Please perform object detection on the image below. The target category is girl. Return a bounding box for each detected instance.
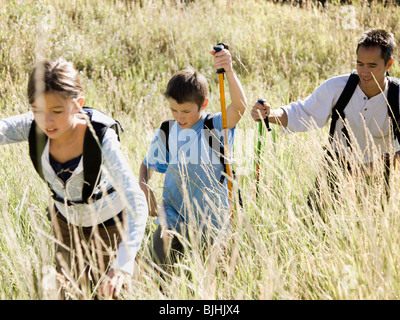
[0,58,148,299]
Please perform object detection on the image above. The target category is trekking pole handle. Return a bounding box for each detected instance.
[258,99,271,132]
[214,43,229,74]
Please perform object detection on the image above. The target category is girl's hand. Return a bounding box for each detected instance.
[99,268,127,299]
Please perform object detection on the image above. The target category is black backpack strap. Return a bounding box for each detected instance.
[387,77,400,142]
[81,107,120,203]
[28,120,48,180]
[203,114,243,207]
[203,113,226,184]
[29,120,79,203]
[82,121,105,202]
[28,108,120,205]
[158,116,226,182]
[329,71,359,147]
[159,119,175,162]
[52,185,116,206]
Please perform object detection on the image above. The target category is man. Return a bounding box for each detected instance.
[251,29,399,208]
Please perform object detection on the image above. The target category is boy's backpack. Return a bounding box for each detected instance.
[28,107,122,204]
[159,113,242,206]
[159,114,226,183]
[329,71,400,148]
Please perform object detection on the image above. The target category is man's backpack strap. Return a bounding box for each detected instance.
[329,71,359,147]
[329,73,400,146]
[387,77,400,142]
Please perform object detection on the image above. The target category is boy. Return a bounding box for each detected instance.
[139,48,247,267]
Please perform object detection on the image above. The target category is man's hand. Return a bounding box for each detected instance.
[251,100,270,121]
[250,100,288,127]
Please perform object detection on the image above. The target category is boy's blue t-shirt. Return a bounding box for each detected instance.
[143,112,235,232]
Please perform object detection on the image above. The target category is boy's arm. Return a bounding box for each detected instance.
[211,48,247,130]
[139,161,158,217]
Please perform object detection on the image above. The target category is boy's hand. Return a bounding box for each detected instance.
[139,163,158,217]
[210,48,233,73]
[251,100,271,122]
[147,187,158,217]
[211,44,247,129]
[139,181,158,217]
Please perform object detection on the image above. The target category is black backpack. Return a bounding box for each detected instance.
[28,107,122,204]
[158,113,243,206]
[329,71,400,148]
[327,71,399,195]
[159,114,226,183]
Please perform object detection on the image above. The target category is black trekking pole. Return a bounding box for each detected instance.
[257,99,271,133]
[255,99,271,200]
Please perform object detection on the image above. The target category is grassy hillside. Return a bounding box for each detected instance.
[1,0,400,299]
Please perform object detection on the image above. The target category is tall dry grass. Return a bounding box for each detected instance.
[1,0,400,299]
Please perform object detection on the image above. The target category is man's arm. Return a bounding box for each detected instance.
[211,48,247,130]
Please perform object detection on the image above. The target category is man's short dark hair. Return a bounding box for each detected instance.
[164,67,208,109]
[356,29,396,65]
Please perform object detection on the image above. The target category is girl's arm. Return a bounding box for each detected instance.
[0,112,33,144]
[101,129,148,276]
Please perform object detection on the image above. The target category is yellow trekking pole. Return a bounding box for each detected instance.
[214,43,234,222]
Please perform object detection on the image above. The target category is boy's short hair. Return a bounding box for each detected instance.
[356,29,396,65]
[164,67,208,109]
